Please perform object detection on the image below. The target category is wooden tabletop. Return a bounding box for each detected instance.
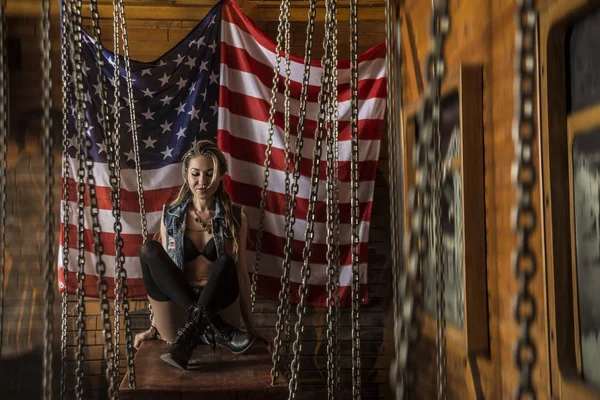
[119,339,289,400]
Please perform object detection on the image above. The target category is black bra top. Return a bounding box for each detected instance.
[184,235,218,263]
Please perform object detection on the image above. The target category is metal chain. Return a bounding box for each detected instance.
[288,3,336,397]
[41,0,54,398]
[270,0,318,385]
[333,108,341,396]
[399,0,450,398]
[59,1,73,397]
[117,0,147,243]
[385,0,408,399]
[430,2,449,398]
[0,0,6,362]
[66,1,89,396]
[115,1,137,388]
[111,0,124,390]
[349,0,362,397]
[250,0,291,313]
[512,1,538,398]
[325,0,340,396]
[331,19,342,397]
[280,2,293,371]
[423,2,450,399]
[331,9,341,386]
[87,1,119,397]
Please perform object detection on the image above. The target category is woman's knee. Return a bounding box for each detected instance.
[140,240,163,261]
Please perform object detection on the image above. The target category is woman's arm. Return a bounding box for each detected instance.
[160,211,167,249]
[237,209,257,333]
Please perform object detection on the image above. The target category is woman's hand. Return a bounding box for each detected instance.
[133,327,157,350]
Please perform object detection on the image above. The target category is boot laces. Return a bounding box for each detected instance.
[208,314,236,340]
[174,305,205,346]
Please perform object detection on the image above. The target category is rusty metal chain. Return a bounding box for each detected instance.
[270,0,318,385]
[110,0,124,389]
[423,2,450,399]
[396,0,450,398]
[59,1,73,398]
[349,0,362,397]
[250,0,291,313]
[512,1,538,399]
[87,1,119,397]
[118,0,147,244]
[324,0,340,397]
[385,0,409,399]
[0,0,6,362]
[115,0,137,388]
[66,1,89,397]
[332,27,342,399]
[428,2,449,398]
[279,2,293,370]
[288,3,336,397]
[332,28,341,390]
[69,1,114,397]
[41,0,54,398]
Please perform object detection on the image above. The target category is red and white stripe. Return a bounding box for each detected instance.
[218,0,385,306]
[57,158,181,298]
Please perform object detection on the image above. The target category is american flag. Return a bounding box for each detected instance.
[58,0,385,307]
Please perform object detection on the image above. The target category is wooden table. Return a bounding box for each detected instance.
[119,340,288,399]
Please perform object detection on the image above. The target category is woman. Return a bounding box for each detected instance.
[134,140,262,370]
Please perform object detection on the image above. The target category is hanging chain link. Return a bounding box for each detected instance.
[332,25,342,398]
[115,0,137,387]
[424,2,449,399]
[60,1,73,397]
[87,1,119,397]
[67,1,89,396]
[288,3,336,398]
[41,0,55,398]
[397,0,450,398]
[349,0,362,397]
[117,0,147,244]
[512,1,538,398]
[280,1,293,370]
[0,0,6,362]
[250,0,291,313]
[325,0,340,397]
[111,0,124,390]
[68,1,114,397]
[270,0,317,385]
[429,2,449,398]
[385,0,409,399]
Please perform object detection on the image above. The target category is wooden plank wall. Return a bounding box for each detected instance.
[1,1,392,399]
[400,0,554,399]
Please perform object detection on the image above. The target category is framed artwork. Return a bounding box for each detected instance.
[568,105,600,390]
[402,64,488,355]
[540,1,600,397]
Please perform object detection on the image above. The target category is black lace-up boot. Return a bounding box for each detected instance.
[160,304,209,370]
[201,313,255,355]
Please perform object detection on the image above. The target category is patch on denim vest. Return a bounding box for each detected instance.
[167,236,176,250]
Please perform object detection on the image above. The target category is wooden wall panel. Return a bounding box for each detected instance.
[401,0,549,399]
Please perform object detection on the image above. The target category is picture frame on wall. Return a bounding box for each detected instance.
[402,64,488,356]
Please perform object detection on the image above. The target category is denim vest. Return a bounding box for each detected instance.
[163,197,228,271]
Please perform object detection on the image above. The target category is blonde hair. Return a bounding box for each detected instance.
[170,140,242,258]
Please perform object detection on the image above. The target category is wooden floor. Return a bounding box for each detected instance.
[119,340,288,400]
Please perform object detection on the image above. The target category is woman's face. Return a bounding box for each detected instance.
[187,155,222,201]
